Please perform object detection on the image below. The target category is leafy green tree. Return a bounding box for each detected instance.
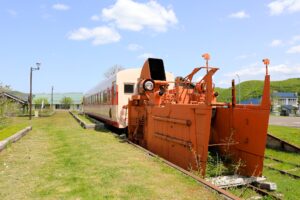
[34,97,49,105]
[60,97,73,109]
[34,97,49,110]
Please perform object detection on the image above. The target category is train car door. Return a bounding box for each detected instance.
[112,81,117,105]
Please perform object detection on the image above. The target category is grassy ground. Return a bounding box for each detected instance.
[0,117,30,140]
[207,124,300,200]
[225,154,300,200]
[77,114,94,124]
[71,111,94,124]
[265,149,300,165]
[263,125,300,200]
[268,125,300,146]
[263,167,300,200]
[0,111,218,200]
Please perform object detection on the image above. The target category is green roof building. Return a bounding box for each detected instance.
[33,92,83,110]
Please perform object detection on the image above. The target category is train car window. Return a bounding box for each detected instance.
[124,83,134,93]
[100,92,103,104]
[148,58,166,81]
[107,89,111,104]
[103,91,107,103]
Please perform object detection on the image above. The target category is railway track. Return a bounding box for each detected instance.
[126,139,241,200]
[126,138,285,200]
[264,154,300,179]
[264,165,300,179]
[247,185,283,200]
[83,118,292,199]
[264,156,300,168]
[267,133,300,153]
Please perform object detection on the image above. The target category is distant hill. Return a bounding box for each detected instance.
[215,78,300,102]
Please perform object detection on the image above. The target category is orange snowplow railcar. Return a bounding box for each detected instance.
[128,55,270,177]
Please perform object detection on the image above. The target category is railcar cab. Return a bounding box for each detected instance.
[137,58,170,105]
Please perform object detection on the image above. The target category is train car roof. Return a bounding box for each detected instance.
[84,68,174,97]
[84,68,140,96]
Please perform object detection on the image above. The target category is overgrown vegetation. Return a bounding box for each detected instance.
[0,112,218,199]
[215,78,300,102]
[204,124,300,199]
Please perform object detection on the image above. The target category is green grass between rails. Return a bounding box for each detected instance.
[262,125,300,200]
[263,167,300,200]
[225,151,300,200]
[265,149,300,165]
[205,124,300,199]
[0,111,218,200]
[71,111,94,124]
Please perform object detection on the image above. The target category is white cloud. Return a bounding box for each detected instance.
[268,0,300,15]
[138,53,154,59]
[225,62,261,77]
[229,10,250,19]
[7,9,17,17]
[268,35,300,47]
[68,26,121,45]
[217,62,300,88]
[52,3,70,11]
[286,45,300,53]
[270,39,283,47]
[128,43,143,51]
[289,35,300,44]
[91,15,100,21]
[224,63,300,82]
[102,0,178,32]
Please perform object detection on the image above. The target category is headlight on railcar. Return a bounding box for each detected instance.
[143,79,155,91]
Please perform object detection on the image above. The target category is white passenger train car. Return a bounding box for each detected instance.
[83,59,174,129]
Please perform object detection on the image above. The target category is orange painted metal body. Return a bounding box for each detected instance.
[128,56,271,177]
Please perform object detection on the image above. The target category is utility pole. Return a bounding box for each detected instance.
[236,74,241,104]
[29,63,41,120]
[51,86,54,110]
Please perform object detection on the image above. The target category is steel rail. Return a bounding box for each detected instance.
[267,133,300,153]
[264,165,300,179]
[247,185,283,200]
[264,156,300,168]
[126,139,241,200]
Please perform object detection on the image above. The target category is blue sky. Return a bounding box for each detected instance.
[1,0,300,93]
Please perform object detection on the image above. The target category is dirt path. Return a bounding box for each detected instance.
[0,112,218,200]
[269,116,300,128]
